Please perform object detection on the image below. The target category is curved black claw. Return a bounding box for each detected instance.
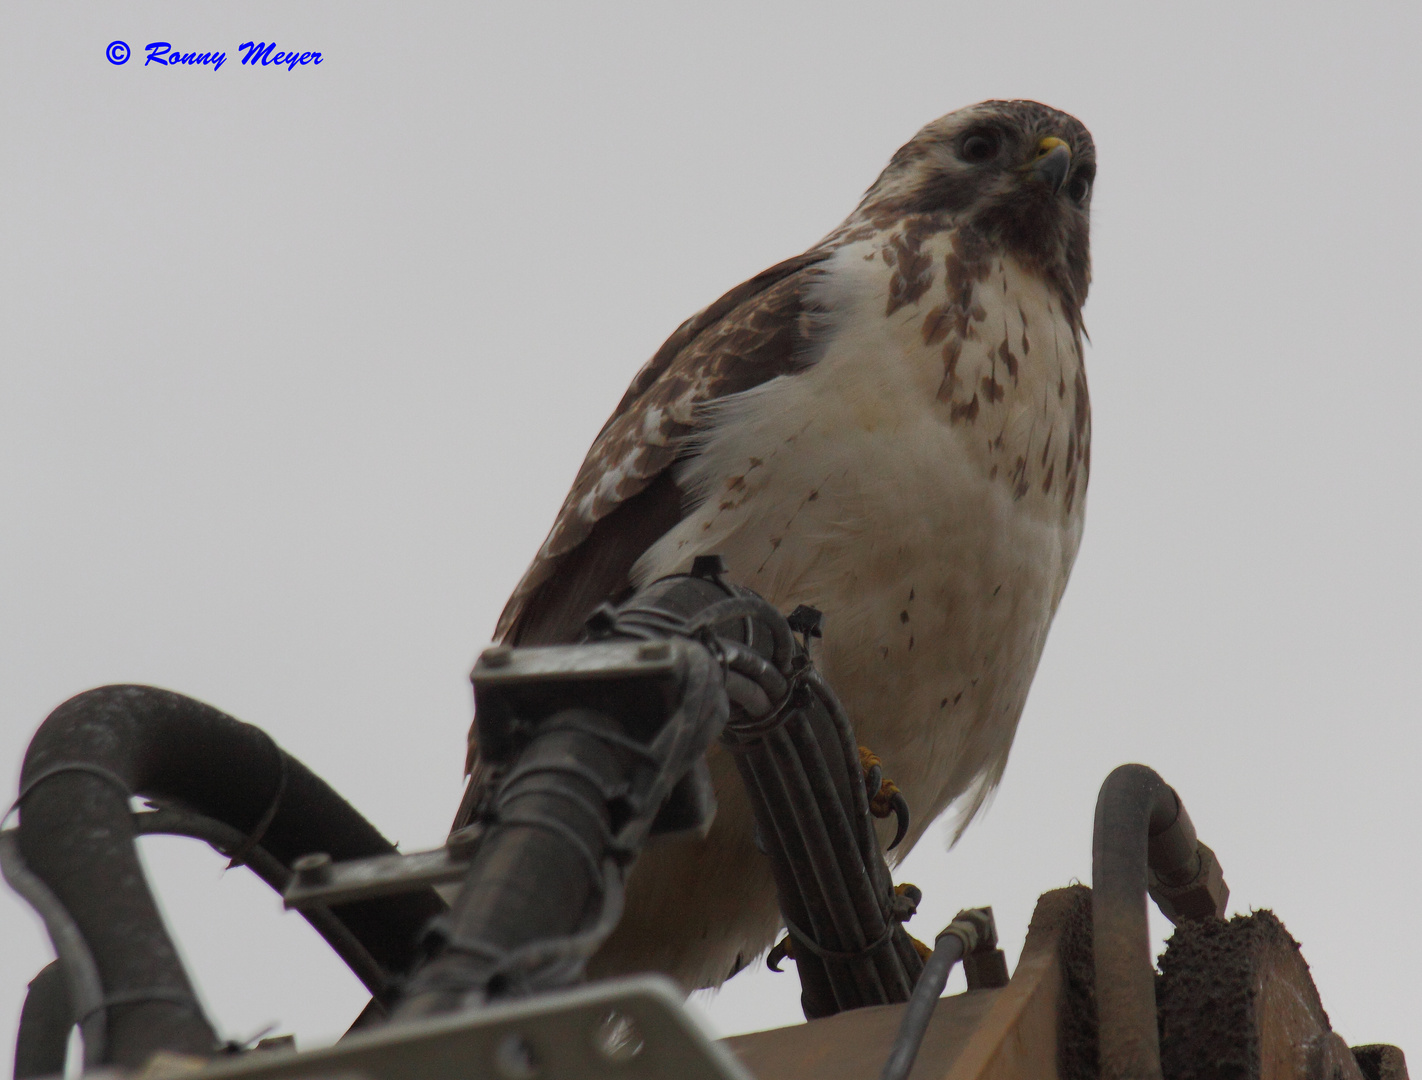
[864,763,883,803]
[766,935,792,973]
[887,791,911,850]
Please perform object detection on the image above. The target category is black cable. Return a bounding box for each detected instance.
[130,806,394,1001]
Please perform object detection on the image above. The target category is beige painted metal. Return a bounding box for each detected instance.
[725,888,1080,1080]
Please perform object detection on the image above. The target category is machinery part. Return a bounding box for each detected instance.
[726,887,1093,1080]
[8,685,446,1068]
[730,880,1410,1080]
[1092,764,1229,1080]
[76,977,750,1080]
[1,830,108,1071]
[878,907,996,1080]
[401,562,923,1023]
[396,575,735,1018]
[13,962,71,1080]
[1352,1045,1411,1080]
[129,805,394,1002]
[282,840,476,910]
[1156,910,1398,1080]
[717,590,924,1018]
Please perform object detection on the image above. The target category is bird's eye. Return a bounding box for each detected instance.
[958,131,999,164]
[1065,173,1091,204]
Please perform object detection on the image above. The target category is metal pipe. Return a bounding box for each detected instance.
[879,933,965,1080]
[1092,764,1227,1080]
[878,908,994,1080]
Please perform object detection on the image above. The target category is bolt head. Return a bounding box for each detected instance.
[636,640,671,662]
[292,852,333,885]
[446,823,484,859]
[481,645,513,669]
[1149,842,1229,924]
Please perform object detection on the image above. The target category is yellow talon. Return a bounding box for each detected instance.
[767,933,796,972]
[870,777,901,818]
[860,746,911,848]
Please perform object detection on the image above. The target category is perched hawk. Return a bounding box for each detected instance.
[457,100,1095,992]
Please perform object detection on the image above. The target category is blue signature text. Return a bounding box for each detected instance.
[144,43,226,70]
[237,41,324,69]
[139,41,324,72]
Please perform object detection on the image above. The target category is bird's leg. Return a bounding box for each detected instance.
[891,882,933,961]
[858,746,911,849]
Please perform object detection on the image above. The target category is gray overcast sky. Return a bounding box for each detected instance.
[2,0,1418,1070]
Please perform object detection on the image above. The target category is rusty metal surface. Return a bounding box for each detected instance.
[1352,1045,1411,1080]
[1156,910,1369,1080]
[1148,841,1229,926]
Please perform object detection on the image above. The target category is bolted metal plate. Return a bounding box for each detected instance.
[169,977,750,1080]
[472,641,683,687]
[472,640,691,762]
[282,845,473,911]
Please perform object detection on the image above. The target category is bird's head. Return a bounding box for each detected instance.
[857,100,1095,315]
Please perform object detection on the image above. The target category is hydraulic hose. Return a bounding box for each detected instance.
[12,685,446,1068]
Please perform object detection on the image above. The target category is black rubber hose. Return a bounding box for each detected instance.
[14,962,70,1080]
[1092,763,1178,1080]
[396,709,634,1017]
[16,685,446,1067]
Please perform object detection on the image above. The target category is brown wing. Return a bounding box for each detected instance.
[454,248,832,826]
[494,247,834,647]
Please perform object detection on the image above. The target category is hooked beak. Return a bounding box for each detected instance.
[1025,136,1072,195]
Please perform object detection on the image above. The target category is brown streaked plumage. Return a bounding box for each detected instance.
[457,100,1095,992]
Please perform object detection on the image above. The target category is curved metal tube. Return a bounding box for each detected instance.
[1093,764,1169,1080]
[878,932,966,1080]
[1093,763,1227,1080]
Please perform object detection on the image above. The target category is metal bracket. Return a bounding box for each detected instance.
[151,976,751,1080]
[282,831,481,911]
[472,639,688,762]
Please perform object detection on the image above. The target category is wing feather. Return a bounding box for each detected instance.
[454,248,832,816]
[492,247,833,646]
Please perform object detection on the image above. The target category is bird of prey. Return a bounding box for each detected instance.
[456,100,1095,993]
